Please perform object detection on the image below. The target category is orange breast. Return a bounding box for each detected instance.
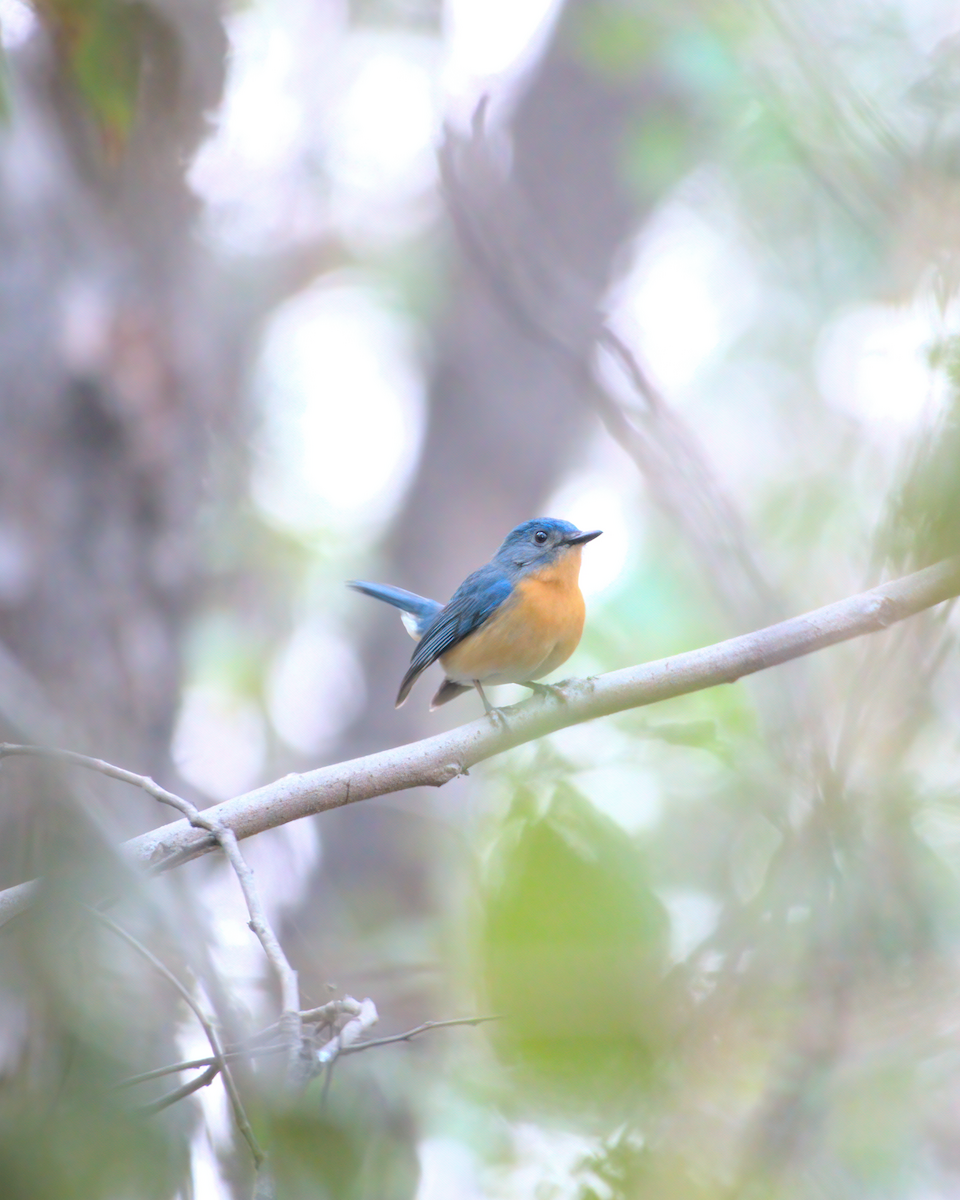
[440,546,586,685]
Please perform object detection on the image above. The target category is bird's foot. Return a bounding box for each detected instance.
[474,681,509,727]
[522,680,569,704]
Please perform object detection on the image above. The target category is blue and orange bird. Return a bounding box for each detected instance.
[348,518,602,715]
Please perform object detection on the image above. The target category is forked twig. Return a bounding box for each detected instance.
[0,742,305,1085]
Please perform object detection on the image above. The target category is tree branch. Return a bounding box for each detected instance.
[0,557,957,930]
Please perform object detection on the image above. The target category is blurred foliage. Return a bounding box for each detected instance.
[481,784,670,1115]
[0,1057,184,1200]
[268,1110,364,1200]
[0,44,8,122]
[884,339,960,564]
[0,885,189,1200]
[36,0,146,150]
[5,0,960,1195]
[268,1101,418,1200]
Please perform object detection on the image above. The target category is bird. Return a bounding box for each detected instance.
[348,518,602,716]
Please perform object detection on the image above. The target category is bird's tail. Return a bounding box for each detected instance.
[347,581,442,641]
[430,679,471,710]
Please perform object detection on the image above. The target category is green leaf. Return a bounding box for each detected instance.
[884,369,960,565]
[269,1110,364,1200]
[0,43,9,125]
[270,1088,419,1200]
[0,1042,183,1200]
[40,0,145,151]
[480,784,672,1116]
[571,6,661,79]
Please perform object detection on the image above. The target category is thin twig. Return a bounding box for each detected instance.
[113,999,367,1091]
[319,1058,335,1110]
[315,997,379,1066]
[113,1043,289,1091]
[116,1013,498,1093]
[88,907,265,1170]
[204,823,303,1085]
[313,997,379,1101]
[251,999,361,1049]
[341,1014,500,1055]
[113,997,397,1097]
[0,744,187,807]
[0,742,304,1083]
[142,1064,220,1114]
[301,1000,360,1025]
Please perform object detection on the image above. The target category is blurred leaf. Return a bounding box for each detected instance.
[37,0,145,151]
[645,719,719,750]
[480,784,671,1116]
[183,609,269,699]
[731,813,783,904]
[838,787,960,966]
[270,1109,364,1200]
[884,356,960,565]
[0,43,9,124]
[590,556,727,665]
[828,1061,915,1188]
[572,1130,714,1200]
[622,109,698,199]
[0,1043,184,1200]
[661,28,741,98]
[571,5,661,78]
[271,1081,419,1200]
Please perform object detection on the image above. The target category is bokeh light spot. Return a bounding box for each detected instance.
[252,281,426,534]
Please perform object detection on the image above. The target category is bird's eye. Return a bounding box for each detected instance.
[534,529,549,545]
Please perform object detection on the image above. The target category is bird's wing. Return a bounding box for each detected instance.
[395,568,514,706]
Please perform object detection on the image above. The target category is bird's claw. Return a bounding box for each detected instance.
[522,680,569,704]
[474,681,509,726]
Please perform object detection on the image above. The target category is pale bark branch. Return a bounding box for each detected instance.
[0,557,957,933]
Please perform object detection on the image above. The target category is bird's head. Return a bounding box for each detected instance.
[495,518,602,573]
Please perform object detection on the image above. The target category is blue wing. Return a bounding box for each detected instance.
[395,567,514,706]
[348,581,443,640]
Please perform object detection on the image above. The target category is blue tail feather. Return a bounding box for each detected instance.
[347,581,442,641]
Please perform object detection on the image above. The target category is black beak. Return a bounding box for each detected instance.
[566,529,602,545]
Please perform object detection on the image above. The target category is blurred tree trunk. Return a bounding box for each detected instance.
[0,4,230,880]
[293,0,694,1051]
[0,8,244,1196]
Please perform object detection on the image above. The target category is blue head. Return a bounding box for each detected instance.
[492,518,602,575]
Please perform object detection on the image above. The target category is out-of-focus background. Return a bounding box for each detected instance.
[2,0,960,1195]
